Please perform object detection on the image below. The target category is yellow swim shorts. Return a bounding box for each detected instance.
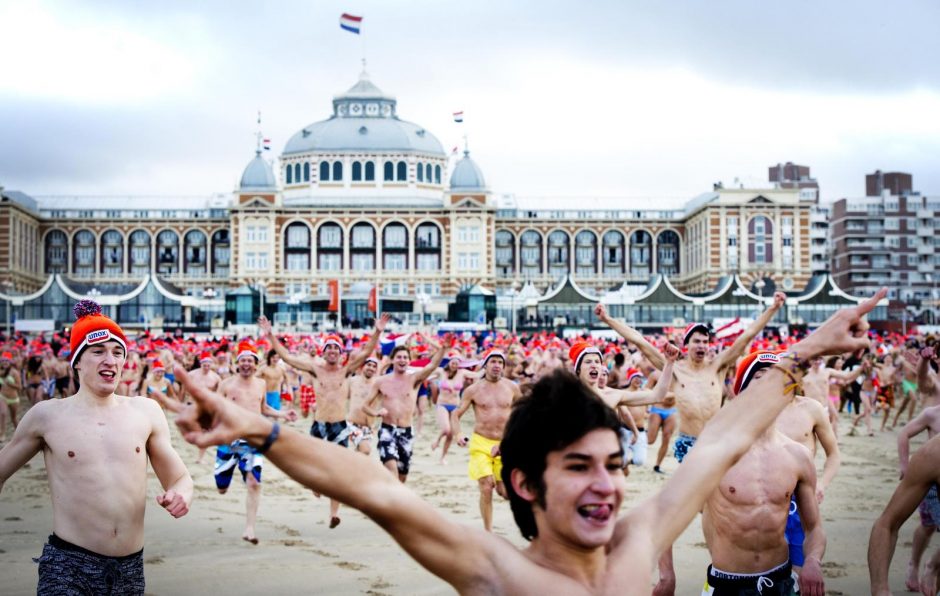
[468,432,502,481]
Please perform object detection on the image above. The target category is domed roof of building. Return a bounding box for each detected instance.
[239,152,276,190]
[449,150,486,190]
[283,71,445,156]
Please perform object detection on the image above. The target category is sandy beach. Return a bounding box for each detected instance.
[0,407,929,595]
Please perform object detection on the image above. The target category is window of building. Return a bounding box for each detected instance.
[320,161,330,181]
[293,163,301,184]
[285,165,293,184]
[351,224,375,248]
[286,224,310,248]
[318,253,341,270]
[885,218,900,230]
[332,161,343,181]
[434,165,441,184]
[365,161,375,181]
[425,163,432,183]
[318,224,342,248]
[417,162,424,182]
[396,161,406,181]
[384,161,394,181]
[416,254,439,270]
[457,224,481,243]
[303,162,310,182]
[384,253,406,270]
[286,253,307,271]
[351,253,374,270]
[352,161,362,181]
[383,224,407,248]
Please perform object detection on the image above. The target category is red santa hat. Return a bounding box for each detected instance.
[236,341,260,362]
[568,341,602,373]
[733,351,781,395]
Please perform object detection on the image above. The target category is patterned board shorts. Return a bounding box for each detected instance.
[36,534,144,596]
[348,423,373,449]
[310,419,351,448]
[214,440,262,489]
[299,385,316,416]
[674,432,698,463]
[377,423,414,476]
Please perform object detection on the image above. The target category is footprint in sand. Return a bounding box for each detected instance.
[281,539,308,547]
[145,555,165,565]
[370,579,394,590]
[692,542,708,549]
[5,516,22,521]
[335,561,366,571]
[306,548,338,559]
[820,561,847,578]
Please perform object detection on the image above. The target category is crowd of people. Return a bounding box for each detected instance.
[2,289,940,594]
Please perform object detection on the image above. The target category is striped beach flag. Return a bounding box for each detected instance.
[340,13,362,34]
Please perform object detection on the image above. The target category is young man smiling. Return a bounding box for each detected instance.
[176,289,884,594]
[0,300,193,595]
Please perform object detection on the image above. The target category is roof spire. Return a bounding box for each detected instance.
[254,111,263,156]
[463,133,469,157]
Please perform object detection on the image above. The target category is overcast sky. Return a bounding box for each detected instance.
[2,0,938,207]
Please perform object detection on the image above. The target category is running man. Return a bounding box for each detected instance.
[0,300,193,595]
[214,341,297,544]
[175,288,884,595]
[257,349,288,412]
[596,292,785,594]
[347,356,380,456]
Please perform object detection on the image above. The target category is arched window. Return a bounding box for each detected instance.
[520,230,542,278]
[285,164,293,184]
[417,161,424,182]
[602,230,625,276]
[44,230,68,274]
[352,161,362,181]
[303,162,310,182]
[629,231,651,276]
[156,230,179,275]
[317,223,343,271]
[73,230,95,277]
[548,231,570,279]
[293,163,301,183]
[129,230,151,275]
[656,230,680,276]
[284,223,311,271]
[350,223,376,271]
[384,161,394,181]
[415,223,441,271]
[748,216,773,265]
[382,223,408,271]
[434,165,441,184]
[184,230,207,274]
[425,163,432,183]
[100,229,124,276]
[495,230,515,278]
[211,230,230,276]
[365,161,375,181]
[319,161,330,181]
[574,230,597,276]
[397,161,407,181]
[332,161,343,181]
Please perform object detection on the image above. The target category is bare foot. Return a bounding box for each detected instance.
[329,516,341,529]
[906,560,920,592]
[438,457,447,466]
[651,575,675,596]
[242,535,259,545]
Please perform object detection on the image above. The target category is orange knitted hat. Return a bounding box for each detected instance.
[70,300,127,368]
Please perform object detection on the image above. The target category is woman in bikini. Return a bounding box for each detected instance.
[850,357,877,437]
[25,355,46,406]
[431,354,474,464]
[142,360,181,412]
[119,350,142,397]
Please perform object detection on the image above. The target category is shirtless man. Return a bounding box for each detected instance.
[801,355,862,438]
[870,434,940,595]
[259,313,387,528]
[365,339,446,483]
[896,396,940,591]
[775,374,840,578]
[214,341,297,544]
[0,300,192,595]
[596,292,785,594]
[701,351,825,595]
[257,350,288,412]
[175,289,883,595]
[347,356,380,456]
[185,353,221,464]
[453,350,522,531]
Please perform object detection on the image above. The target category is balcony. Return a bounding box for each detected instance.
[918,227,933,236]
[809,228,827,239]
[918,244,935,255]
[917,209,933,219]
[918,263,936,274]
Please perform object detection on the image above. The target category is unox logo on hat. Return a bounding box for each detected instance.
[86,330,112,345]
[756,353,778,363]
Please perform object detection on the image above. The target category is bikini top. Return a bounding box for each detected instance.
[147,385,168,394]
[0,375,12,386]
[439,376,460,393]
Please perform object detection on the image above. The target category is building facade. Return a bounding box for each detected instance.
[0,71,833,329]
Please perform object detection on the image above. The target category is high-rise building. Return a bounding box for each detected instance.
[866,170,913,197]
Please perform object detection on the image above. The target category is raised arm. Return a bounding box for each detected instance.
[345,313,390,373]
[828,364,863,383]
[0,402,47,493]
[413,335,448,386]
[613,344,678,407]
[869,435,940,595]
[595,303,666,369]
[175,365,496,592]
[258,316,317,375]
[715,291,785,371]
[622,288,886,566]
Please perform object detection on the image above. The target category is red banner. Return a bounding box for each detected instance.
[367,286,377,313]
[327,280,340,312]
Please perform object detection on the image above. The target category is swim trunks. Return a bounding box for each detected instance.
[55,376,70,393]
[902,379,917,397]
[702,560,795,596]
[265,390,281,410]
[299,385,316,416]
[348,422,373,449]
[650,406,677,421]
[310,420,351,447]
[918,484,940,528]
[378,423,415,475]
[36,534,145,596]
[674,432,698,463]
[784,495,805,566]
[214,440,262,489]
[468,432,502,481]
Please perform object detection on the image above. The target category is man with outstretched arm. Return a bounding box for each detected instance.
[0,300,192,595]
[175,290,882,595]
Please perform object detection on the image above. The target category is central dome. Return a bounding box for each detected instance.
[283,71,445,156]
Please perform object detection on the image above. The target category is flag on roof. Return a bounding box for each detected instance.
[452,111,464,123]
[451,146,458,155]
[340,13,362,34]
[263,138,271,151]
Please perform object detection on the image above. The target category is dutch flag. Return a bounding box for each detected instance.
[452,111,464,123]
[263,138,271,151]
[380,333,411,356]
[340,13,362,34]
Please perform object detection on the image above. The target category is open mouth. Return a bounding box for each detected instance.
[577,503,613,522]
[99,370,117,381]
[588,370,599,380]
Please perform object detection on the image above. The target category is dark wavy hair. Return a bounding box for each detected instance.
[500,370,622,541]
